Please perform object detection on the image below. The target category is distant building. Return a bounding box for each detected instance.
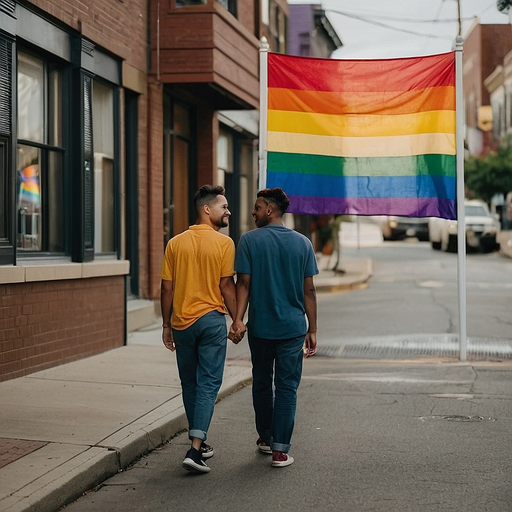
[288,3,342,58]
[463,20,512,155]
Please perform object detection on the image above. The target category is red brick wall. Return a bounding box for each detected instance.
[145,77,164,300]
[236,0,256,35]
[27,0,149,70]
[0,277,125,382]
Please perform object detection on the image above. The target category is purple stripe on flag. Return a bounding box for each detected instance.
[287,195,456,220]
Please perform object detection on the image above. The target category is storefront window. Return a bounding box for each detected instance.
[92,81,115,254]
[18,53,44,144]
[17,145,41,250]
[17,51,63,253]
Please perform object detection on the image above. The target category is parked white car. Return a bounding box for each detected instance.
[429,200,500,252]
[371,215,430,241]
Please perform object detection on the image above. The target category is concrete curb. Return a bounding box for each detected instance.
[2,367,253,512]
[3,448,118,512]
[315,258,373,293]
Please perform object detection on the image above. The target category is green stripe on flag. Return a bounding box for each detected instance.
[266,152,456,178]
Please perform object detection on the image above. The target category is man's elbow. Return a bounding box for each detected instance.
[305,285,316,297]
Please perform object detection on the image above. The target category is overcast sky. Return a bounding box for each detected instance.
[289,0,510,59]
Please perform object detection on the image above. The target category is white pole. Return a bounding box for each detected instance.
[258,37,270,191]
[455,36,467,361]
[356,216,360,250]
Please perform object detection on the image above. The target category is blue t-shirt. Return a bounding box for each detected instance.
[235,224,319,339]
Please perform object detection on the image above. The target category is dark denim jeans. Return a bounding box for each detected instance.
[173,310,227,441]
[248,333,305,453]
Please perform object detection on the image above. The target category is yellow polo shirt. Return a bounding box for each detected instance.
[160,224,235,330]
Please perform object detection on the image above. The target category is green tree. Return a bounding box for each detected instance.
[497,0,512,13]
[465,145,512,203]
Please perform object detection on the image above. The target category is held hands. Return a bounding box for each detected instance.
[228,319,247,344]
[162,326,175,351]
[303,331,317,358]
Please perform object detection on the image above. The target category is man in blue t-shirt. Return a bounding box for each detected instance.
[230,187,318,468]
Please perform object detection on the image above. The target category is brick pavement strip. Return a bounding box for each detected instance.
[0,438,48,469]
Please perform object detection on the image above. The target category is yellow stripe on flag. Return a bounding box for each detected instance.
[268,109,456,138]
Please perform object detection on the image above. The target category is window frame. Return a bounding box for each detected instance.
[92,77,120,257]
[15,48,66,257]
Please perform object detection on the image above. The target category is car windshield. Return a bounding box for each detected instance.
[465,205,488,217]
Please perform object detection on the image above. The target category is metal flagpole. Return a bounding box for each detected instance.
[455,35,467,361]
[258,37,270,191]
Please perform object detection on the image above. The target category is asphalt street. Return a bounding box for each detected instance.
[62,357,512,512]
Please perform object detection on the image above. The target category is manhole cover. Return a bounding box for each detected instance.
[442,415,484,422]
[420,415,497,423]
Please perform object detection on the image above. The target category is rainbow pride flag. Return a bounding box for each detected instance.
[19,165,40,204]
[265,52,456,219]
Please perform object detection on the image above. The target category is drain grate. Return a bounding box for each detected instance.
[341,343,458,359]
[316,335,512,361]
[316,345,342,358]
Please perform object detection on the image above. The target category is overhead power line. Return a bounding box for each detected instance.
[324,7,474,40]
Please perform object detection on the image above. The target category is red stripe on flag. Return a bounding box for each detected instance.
[268,52,455,93]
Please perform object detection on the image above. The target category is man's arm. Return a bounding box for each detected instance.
[221,275,244,344]
[229,273,250,340]
[303,276,317,357]
[161,279,175,351]
[219,275,236,320]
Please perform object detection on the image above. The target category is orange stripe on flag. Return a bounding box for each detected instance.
[268,87,455,116]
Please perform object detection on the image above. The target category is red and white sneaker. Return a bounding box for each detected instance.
[271,450,294,467]
[256,438,272,454]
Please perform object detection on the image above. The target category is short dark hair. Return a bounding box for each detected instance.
[194,185,225,214]
[257,187,290,214]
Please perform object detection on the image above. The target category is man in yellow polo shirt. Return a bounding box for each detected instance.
[160,185,238,474]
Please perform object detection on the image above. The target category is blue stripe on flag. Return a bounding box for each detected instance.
[266,172,456,200]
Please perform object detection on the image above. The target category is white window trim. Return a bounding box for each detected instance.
[0,259,129,283]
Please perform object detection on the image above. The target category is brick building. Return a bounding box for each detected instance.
[0,0,289,381]
[463,21,512,155]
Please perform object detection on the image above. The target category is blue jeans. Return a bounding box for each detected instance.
[248,333,305,453]
[173,311,227,441]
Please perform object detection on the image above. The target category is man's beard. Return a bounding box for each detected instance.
[255,216,268,228]
[213,216,229,229]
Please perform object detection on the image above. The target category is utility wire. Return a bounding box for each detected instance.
[325,8,467,40]
[324,7,473,24]
[423,0,448,54]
